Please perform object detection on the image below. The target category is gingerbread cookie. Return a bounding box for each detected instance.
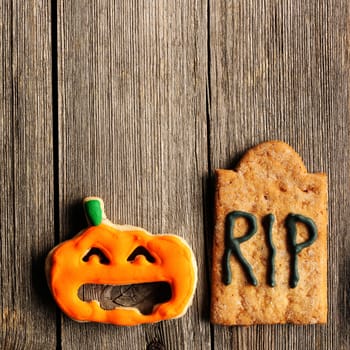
[46,197,197,326]
[211,141,327,325]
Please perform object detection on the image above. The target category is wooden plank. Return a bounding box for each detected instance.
[210,0,349,349]
[0,0,56,348]
[57,1,209,349]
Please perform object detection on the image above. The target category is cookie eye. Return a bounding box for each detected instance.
[83,247,110,264]
[127,246,156,263]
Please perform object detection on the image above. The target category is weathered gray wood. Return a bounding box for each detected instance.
[57,1,209,349]
[0,0,56,349]
[1,0,348,348]
[209,0,349,349]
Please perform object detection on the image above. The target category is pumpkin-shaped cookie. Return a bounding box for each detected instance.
[46,197,197,326]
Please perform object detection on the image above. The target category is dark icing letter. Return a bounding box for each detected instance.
[285,213,318,288]
[223,211,258,286]
[264,214,276,287]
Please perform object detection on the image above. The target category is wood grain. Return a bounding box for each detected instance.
[1,0,348,348]
[57,1,209,349]
[209,0,349,349]
[0,0,56,348]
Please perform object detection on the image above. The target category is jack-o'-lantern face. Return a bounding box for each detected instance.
[46,198,197,326]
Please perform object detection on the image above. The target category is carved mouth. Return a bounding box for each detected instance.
[78,282,172,315]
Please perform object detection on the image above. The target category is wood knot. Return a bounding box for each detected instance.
[147,339,165,350]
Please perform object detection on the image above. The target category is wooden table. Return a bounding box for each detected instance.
[1,1,349,349]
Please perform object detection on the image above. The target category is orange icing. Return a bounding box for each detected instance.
[48,223,196,326]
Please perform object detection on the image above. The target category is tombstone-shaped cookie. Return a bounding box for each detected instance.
[46,197,197,326]
[211,141,327,325]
